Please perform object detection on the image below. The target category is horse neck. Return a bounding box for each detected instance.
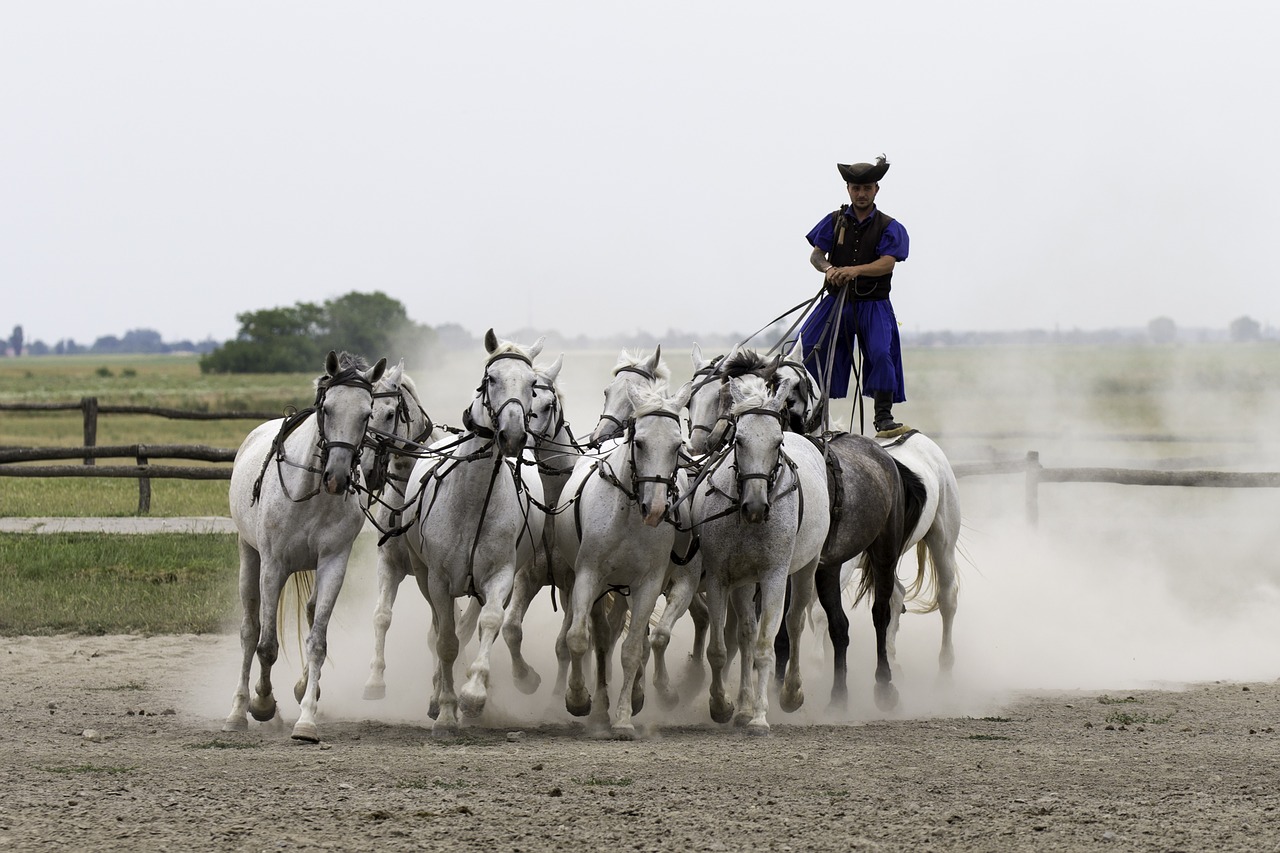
[535,419,580,474]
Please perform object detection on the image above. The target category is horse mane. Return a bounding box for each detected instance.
[631,380,675,418]
[729,375,771,416]
[723,348,771,378]
[314,351,370,395]
[488,339,536,362]
[612,349,671,382]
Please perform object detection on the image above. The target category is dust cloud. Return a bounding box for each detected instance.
[193,343,1280,733]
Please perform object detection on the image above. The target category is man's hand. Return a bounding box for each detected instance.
[825,266,850,291]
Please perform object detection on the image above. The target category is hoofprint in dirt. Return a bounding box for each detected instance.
[1,634,1279,852]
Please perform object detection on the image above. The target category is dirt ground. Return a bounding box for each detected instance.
[1,632,1278,853]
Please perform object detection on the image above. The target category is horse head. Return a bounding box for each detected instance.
[775,337,821,435]
[591,346,667,446]
[467,329,543,457]
[727,373,795,524]
[362,358,431,495]
[317,350,387,496]
[529,353,565,444]
[624,380,692,527]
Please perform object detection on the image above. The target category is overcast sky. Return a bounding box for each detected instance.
[3,1,1278,347]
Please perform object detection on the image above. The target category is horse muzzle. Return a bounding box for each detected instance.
[639,482,669,528]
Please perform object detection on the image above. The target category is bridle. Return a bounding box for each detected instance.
[362,385,434,496]
[462,350,535,442]
[594,363,657,444]
[776,357,823,436]
[252,366,376,505]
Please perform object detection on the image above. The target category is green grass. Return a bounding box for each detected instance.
[0,533,239,635]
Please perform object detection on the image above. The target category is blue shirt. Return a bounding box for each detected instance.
[805,206,909,261]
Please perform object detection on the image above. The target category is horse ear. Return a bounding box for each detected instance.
[381,358,404,388]
[644,346,662,376]
[760,354,782,384]
[786,336,804,362]
[541,353,564,383]
[771,376,797,409]
[484,329,499,354]
[691,343,707,370]
[326,350,339,376]
[728,376,747,406]
[528,336,545,360]
[368,357,388,385]
[672,380,694,411]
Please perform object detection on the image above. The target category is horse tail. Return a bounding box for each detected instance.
[850,560,874,610]
[904,542,941,614]
[276,570,316,663]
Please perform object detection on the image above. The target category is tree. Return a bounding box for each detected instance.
[1147,316,1177,344]
[1229,315,1261,343]
[199,292,435,373]
[9,325,23,356]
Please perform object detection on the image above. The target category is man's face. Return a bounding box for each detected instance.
[846,181,879,211]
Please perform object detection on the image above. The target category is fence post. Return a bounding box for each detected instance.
[136,444,151,514]
[81,397,98,466]
[1024,450,1041,527]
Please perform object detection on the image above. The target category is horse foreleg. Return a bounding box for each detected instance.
[588,598,618,729]
[772,577,794,686]
[427,588,461,737]
[459,570,514,719]
[779,564,817,715]
[564,577,596,717]
[293,577,319,706]
[247,564,289,725]
[292,552,351,743]
[363,547,408,701]
[552,585,573,696]
[747,572,790,735]
[613,585,663,738]
[704,582,733,725]
[730,584,758,728]
[652,570,699,709]
[223,541,261,732]
[502,563,544,695]
[815,562,850,710]
[679,588,709,696]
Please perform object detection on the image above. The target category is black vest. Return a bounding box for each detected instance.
[829,207,895,301]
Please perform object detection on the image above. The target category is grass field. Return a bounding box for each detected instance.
[3,343,1280,517]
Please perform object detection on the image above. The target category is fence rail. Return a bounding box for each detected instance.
[4,398,1280,520]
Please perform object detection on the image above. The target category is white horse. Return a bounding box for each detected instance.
[501,354,582,696]
[401,330,545,736]
[555,379,696,737]
[358,359,469,702]
[589,347,710,706]
[224,350,387,743]
[691,374,830,733]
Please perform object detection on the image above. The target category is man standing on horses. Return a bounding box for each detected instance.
[799,154,910,437]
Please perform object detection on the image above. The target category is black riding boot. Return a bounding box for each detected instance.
[873,391,902,434]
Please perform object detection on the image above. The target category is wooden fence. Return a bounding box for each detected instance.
[3,399,1280,518]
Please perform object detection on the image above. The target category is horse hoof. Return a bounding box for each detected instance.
[513,668,542,696]
[363,683,387,701]
[431,721,458,739]
[732,711,753,728]
[248,697,277,723]
[779,687,805,714]
[745,720,771,737]
[565,689,592,718]
[874,681,900,712]
[428,700,440,721]
[290,720,320,743]
[222,716,247,733]
[611,723,637,741]
[459,687,487,719]
[710,698,734,725]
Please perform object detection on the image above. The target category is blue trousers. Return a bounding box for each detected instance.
[799,296,905,401]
